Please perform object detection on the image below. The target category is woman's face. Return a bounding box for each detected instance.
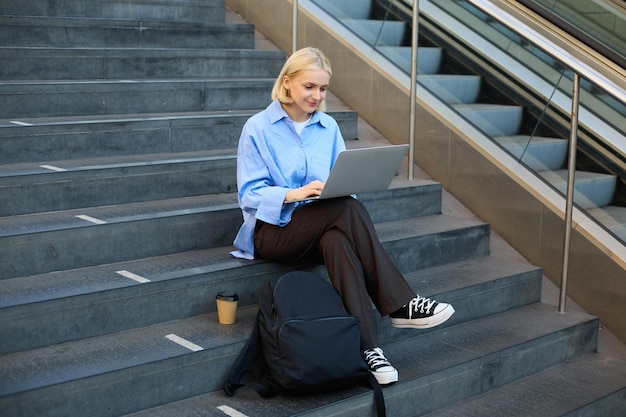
[282,69,330,122]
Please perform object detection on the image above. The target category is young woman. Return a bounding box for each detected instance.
[231,47,454,385]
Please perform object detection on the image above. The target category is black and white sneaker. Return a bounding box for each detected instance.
[390,295,455,329]
[363,347,398,385]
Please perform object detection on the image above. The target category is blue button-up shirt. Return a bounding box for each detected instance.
[231,100,346,259]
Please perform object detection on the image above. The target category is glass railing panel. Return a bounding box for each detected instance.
[531,0,626,59]
[572,75,625,246]
[418,0,625,244]
[447,0,625,132]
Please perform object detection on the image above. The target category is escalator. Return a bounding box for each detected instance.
[313,0,625,243]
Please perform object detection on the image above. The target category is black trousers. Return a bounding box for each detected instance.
[254,196,416,350]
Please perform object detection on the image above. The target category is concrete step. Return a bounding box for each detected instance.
[0,16,254,49]
[379,256,543,343]
[0,193,240,280]
[341,19,408,46]
[419,74,482,104]
[0,182,456,280]
[0,204,487,284]
[98,304,598,417]
[0,48,286,81]
[0,124,368,214]
[494,135,568,171]
[377,46,444,74]
[0,150,239,216]
[540,169,618,209]
[0,0,226,23]
[453,103,523,137]
[0,141,411,215]
[422,353,626,417]
[0,78,275,119]
[0,109,359,164]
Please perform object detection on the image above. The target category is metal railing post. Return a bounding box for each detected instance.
[559,72,581,313]
[292,0,298,53]
[408,0,420,181]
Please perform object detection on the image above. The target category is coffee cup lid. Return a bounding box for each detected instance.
[216,291,238,302]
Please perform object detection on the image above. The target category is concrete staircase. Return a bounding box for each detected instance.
[0,0,625,416]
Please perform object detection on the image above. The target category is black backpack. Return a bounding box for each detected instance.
[224,271,386,415]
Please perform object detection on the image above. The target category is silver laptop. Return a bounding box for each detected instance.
[286,144,409,203]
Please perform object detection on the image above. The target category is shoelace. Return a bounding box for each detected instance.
[408,295,437,317]
[364,348,391,369]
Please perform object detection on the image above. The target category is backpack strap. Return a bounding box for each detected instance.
[366,373,387,417]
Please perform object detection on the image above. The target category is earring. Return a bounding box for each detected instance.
[286,88,290,98]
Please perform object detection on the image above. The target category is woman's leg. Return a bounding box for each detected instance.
[316,197,416,316]
[317,228,379,349]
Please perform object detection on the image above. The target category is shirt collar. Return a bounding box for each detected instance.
[267,99,327,128]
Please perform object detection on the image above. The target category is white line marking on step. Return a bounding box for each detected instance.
[76,214,107,225]
[10,120,33,126]
[217,405,250,417]
[40,165,67,172]
[116,270,150,283]
[165,334,204,352]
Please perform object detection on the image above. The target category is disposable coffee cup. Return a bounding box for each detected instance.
[216,291,239,324]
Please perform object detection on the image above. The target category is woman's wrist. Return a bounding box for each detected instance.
[285,188,296,202]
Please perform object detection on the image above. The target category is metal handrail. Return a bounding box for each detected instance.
[408,0,420,181]
[560,72,581,313]
[292,0,298,53]
[516,0,625,69]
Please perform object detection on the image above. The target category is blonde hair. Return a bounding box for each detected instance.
[271,47,332,112]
